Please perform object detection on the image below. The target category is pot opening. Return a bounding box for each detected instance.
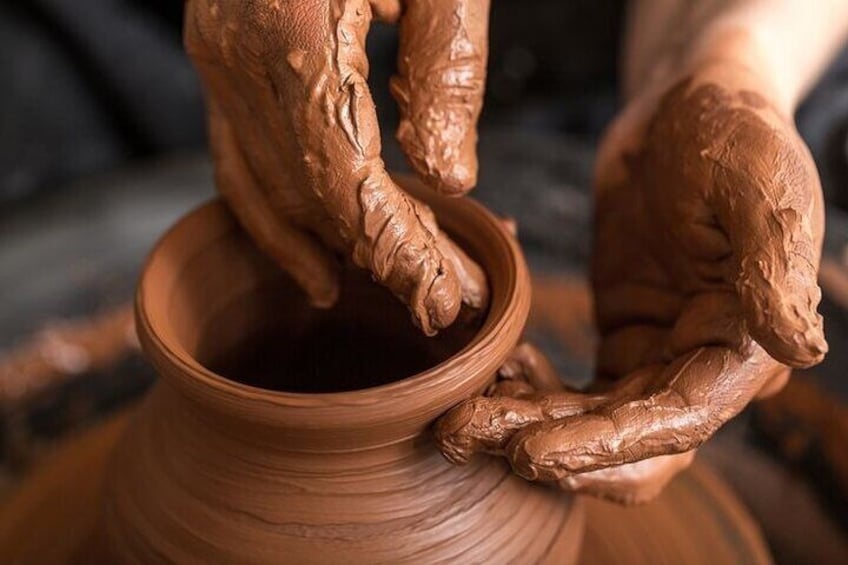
[142,196,525,424]
[194,266,484,394]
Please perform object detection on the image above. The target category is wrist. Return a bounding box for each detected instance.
[682,24,799,116]
[632,23,800,119]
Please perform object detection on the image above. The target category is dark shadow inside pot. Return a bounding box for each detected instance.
[142,189,523,413]
[195,266,483,393]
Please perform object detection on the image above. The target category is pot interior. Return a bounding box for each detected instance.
[194,264,483,393]
[140,183,528,436]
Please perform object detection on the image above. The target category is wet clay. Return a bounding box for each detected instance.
[434,71,827,504]
[95,187,585,563]
[435,343,696,505]
[184,1,489,335]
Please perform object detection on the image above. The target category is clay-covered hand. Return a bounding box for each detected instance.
[184,0,489,335]
[435,343,696,505]
[435,61,827,504]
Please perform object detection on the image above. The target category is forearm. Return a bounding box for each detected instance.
[624,0,848,113]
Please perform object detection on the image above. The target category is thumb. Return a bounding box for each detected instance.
[391,0,489,195]
[711,123,827,367]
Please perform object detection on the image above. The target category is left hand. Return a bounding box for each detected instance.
[434,59,828,504]
[184,0,490,335]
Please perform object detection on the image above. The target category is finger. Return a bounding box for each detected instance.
[506,345,784,480]
[489,342,565,397]
[558,451,695,505]
[434,396,547,465]
[500,216,517,237]
[435,348,650,465]
[587,365,659,398]
[497,342,565,392]
[434,219,489,310]
[487,379,536,398]
[393,174,489,310]
[391,0,490,195]
[207,102,340,307]
[353,174,463,335]
[369,0,401,22]
[270,1,464,335]
[438,341,596,466]
[710,122,827,367]
[755,366,790,399]
[434,389,608,465]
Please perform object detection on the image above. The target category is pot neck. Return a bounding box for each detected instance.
[153,373,457,470]
[140,307,519,453]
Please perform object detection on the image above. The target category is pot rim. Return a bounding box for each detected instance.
[135,176,531,441]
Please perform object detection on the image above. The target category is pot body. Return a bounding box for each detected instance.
[103,383,583,563]
[99,178,584,563]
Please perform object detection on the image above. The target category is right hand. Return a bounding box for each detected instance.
[184,0,489,335]
[434,60,828,505]
[435,342,696,505]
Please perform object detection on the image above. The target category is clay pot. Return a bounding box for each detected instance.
[98,179,584,563]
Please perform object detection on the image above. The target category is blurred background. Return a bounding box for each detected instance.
[0,1,846,562]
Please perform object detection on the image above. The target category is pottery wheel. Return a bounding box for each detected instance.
[0,407,771,564]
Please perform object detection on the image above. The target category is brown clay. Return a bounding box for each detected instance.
[183,0,489,335]
[0,409,772,564]
[435,343,696,506]
[0,306,136,404]
[434,63,828,503]
[93,180,584,563]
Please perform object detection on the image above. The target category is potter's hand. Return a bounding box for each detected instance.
[184,0,489,335]
[435,343,696,504]
[435,61,828,504]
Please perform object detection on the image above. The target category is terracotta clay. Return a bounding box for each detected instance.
[183,0,489,335]
[93,179,585,563]
[0,411,772,564]
[435,63,828,503]
[0,306,136,403]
